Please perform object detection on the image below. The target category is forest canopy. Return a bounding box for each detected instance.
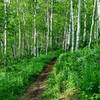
[0,0,100,100]
[0,0,100,65]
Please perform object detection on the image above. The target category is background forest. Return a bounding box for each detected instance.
[0,0,99,65]
[0,0,100,100]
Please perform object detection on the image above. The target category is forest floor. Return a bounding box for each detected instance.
[19,59,56,100]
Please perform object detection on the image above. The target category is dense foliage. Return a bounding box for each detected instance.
[0,52,58,100]
[0,0,100,100]
[0,0,100,65]
[43,46,100,100]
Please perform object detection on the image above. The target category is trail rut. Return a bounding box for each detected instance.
[19,60,56,100]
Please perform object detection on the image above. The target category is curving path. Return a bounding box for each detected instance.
[19,60,56,100]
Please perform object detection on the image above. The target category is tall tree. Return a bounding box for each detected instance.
[33,0,37,56]
[16,0,21,57]
[63,16,67,51]
[89,0,97,47]
[68,6,71,50]
[50,0,53,49]
[4,0,7,56]
[0,0,100,65]
[46,0,49,55]
[83,0,87,42]
[4,0,10,64]
[71,0,74,51]
[97,0,100,41]
[63,1,68,51]
[76,0,81,50]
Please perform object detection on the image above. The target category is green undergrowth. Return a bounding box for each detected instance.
[0,51,59,100]
[43,46,100,100]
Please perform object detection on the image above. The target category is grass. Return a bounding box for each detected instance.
[0,51,59,100]
[43,46,100,100]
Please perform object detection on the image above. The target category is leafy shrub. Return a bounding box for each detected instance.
[43,47,100,100]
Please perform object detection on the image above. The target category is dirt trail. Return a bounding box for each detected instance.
[19,60,56,100]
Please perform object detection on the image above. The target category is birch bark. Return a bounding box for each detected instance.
[83,0,87,42]
[89,0,97,47]
[71,0,74,51]
[33,1,37,56]
[46,0,49,55]
[16,0,21,57]
[50,0,53,49]
[4,2,7,56]
[68,11,71,50]
[76,0,81,50]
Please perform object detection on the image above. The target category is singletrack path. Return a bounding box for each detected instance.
[19,60,56,100]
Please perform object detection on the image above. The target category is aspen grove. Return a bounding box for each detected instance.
[0,0,100,100]
[0,0,99,65]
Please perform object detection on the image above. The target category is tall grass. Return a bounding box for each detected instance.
[43,47,100,100]
[0,52,57,100]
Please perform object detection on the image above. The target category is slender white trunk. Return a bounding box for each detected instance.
[67,4,72,50]
[97,0,100,41]
[71,0,74,51]
[50,0,53,49]
[63,22,67,51]
[4,2,7,56]
[46,0,49,55]
[36,32,39,57]
[83,0,87,42]
[63,9,68,51]
[97,0,100,23]
[68,16,71,50]
[14,32,16,58]
[89,0,97,47]
[22,11,25,56]
[94,21,97,39]
[76,0,81,50]
[16,0,21,56]
[96,22,99,42]
[33,7,37,56]
[18,20,21,54]
[31,3,34,55]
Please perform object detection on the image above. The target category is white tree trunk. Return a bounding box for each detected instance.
[83,0,87,42]
[63,8,69,51]
[33,6,37,56]
[71,0,74,52]
[94,20,98,40]
[36,32,39,57]
[18,20,21,54]
[46,0,49,55]
[22,11,25,56]
[50,0,53,49]
[63,21,67,51]
[97,0,100,41]
[97,0,100,23]
[89,0,97,47]
[4,2,7,56]
[96,22,99,42]
[16,0,21,57]
[76,0,81,50]
[68,14,71,50]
